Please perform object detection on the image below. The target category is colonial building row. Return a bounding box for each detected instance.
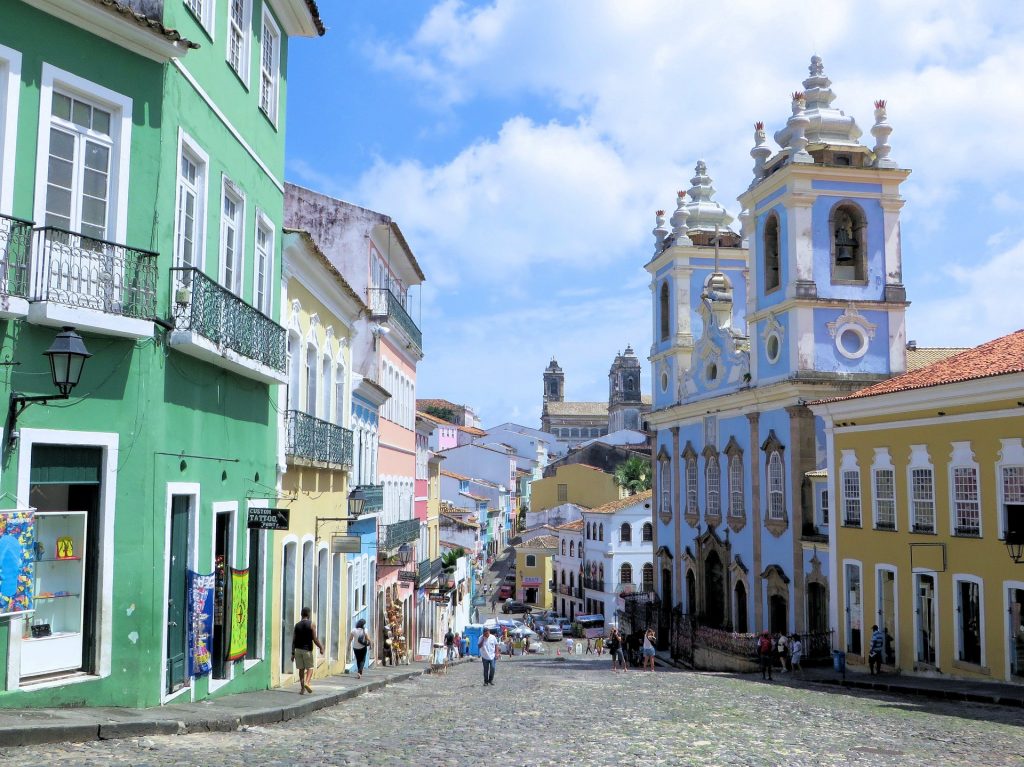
[0,0,468,709]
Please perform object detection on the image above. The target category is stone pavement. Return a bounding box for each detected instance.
[3,653,1022,766]
[0,659,468,749]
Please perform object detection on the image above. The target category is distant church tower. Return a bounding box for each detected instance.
[543,357,564,403]
[608,346,643,432]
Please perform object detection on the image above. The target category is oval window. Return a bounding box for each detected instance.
[766,333,781,363]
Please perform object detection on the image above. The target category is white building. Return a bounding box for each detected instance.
[554,519,585,621]
[580,491,655,630]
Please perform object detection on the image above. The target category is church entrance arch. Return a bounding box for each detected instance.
[704,551,725,628]
[686,570,696,616]
[734,581,748,634]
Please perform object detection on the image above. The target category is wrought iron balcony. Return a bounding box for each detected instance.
[285,409,353,468]
[0,213,31,300]
[170,267,286,382]
[368,287,421,354]
[31,225,158,321]
[352,484,383,516]
[418,558,432,583]
[381,518,421,551]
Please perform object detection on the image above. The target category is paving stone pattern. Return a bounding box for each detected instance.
[3,656,1022,766]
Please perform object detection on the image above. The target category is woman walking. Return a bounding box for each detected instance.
[349,618,371,679]
[607,628,627,672]
[642,627,656,671]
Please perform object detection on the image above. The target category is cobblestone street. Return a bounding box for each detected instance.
[4,655,1022,767]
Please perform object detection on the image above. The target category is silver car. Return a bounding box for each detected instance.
[542,622,564,641]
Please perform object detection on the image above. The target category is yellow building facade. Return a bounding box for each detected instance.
[531,464,625,512]
[813,331,1024,684]
[516,535,558,608]
[271,231,366,689]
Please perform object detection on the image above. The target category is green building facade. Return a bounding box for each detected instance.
[0,0,323,708]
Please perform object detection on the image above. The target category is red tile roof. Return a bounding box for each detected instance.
[556,519,585,532]
[586,489,653,514]
[821,330,1024,403]
[440,470,471,481]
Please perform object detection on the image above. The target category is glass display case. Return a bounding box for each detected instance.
[22,511,87,678]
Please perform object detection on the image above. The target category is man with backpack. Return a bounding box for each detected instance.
[757,630,774,681]
[444,627,456,662]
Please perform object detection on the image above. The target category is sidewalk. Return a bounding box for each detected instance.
[0,658,470,749]
[655,651,1024,708]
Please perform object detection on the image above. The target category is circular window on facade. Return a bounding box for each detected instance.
[765,333,781,364]
[835,324,869,359]
[706,363,718,382]
[660,370,669,392]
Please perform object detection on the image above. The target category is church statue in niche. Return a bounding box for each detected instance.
[834,210,856,263]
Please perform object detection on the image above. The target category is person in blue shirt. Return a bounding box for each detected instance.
[868,624,885,675]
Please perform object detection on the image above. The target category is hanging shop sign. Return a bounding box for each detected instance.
[397,571,418,583]
[247,508,289,531]
[521,576,542,587]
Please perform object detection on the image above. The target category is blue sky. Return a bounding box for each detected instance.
[285,1,1024,427]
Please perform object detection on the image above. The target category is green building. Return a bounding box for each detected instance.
[0,0,323,707]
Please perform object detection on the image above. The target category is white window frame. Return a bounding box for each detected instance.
[949,442,981,537]
[685,455,698,516]
[728,452,743,519]
[208,500,239,692]
[874,564,899,669]
[843,559,863,656]
[842,468,862,526]
[766,451,786,521]
[912,571,940,668]
[219,175,245,295]
[0,44,22,215]
[243,500,268,670]
[174,131,209,271]
[183,0,214,37]
[226,0,253,86]
[321,349,332,421]
[334,357,346,427]
[907,444,935,533]
[33,64,132,244]
[304,341,317,416]
[252,209,273,314]
[952,573,985,668]
[996,438,1024,540]
[870,447,896,531]
[259,8,281,125]
[705,453,721,518]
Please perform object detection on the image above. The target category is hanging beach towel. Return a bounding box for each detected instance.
[188,570,215,676]
[227,567,249,661]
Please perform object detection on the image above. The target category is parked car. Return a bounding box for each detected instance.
[558,618,573,636]
[542,623,564,641]
[497,584,513,600]
[502,599,531,614]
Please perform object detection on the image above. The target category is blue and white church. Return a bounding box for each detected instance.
[645,57,910,637]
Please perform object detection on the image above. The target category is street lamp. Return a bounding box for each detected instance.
[1007,530,1024,564]
[397,542,414,565]
[348,486,367,519]
[9,327,92,441]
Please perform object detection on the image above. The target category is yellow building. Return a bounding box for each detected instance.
[271,231,366,689]
[812,331,1024,684]
[515,534,558,608]
[531,464,625,512]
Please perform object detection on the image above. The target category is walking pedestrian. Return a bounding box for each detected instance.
[444,626,456,662]
[595,635,604,655]
[349,618,371,679]
[585,637,594,655]
[607,628,626,672]
[776,632,790,673]
[292,606,324,694]
[566,636,575,655]
[478,627,499,686]
[789,634,803,678]
[868,624,884,675]
[642,628,656,671]
[757,630,773,681]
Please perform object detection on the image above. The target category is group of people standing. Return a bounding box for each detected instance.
[756,630,804,681]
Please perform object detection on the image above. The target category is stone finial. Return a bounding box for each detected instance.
[777,55,862,148]
[871,99,896,168]
[809,55,824,77]
[682,160,736,236]
[750,120,771,184]
[786,92,813,163]
[670,189,692,246]
[653,210,669,254]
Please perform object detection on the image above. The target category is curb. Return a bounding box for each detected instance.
[0,660,471,749]
[810,676,1024,707]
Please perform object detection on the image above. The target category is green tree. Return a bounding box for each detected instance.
[613,456,652,495]
[441,547,465,571]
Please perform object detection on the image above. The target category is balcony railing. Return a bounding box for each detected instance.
[368,287,421,353]
[418,558,432,583]
[352,484,383,516]
[381,518,420,551]
[285,410,353,467]
[32,226,157,318]
[0,213,32,298]
[171,267,286,373]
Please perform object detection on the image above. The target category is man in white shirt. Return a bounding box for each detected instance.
[478,627,499,685]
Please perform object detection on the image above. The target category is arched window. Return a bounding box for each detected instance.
[334,360,345,426]
[578,542,583,558]
[598,523,604,541]
[764,213,780,292]
[706,454,721,518]
[642,563,654,592]
[729,452,744,519]
[619,563,633,585]
[561,539,566,555]
[321,352,332,420]
[767,451,786,520]
[659,281,670,341]
[620,522,632,543]
[571,428,580,438]
[288,333,301,411]
[585,522,590,540]
[560,569,566,585]
[831,202,867,282]
[525,554,537,568]
[642,522,653,542]
[570,540,575,557]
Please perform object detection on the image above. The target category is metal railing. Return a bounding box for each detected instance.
[381,518,420,551]
[352,484,383,515]
[0,213,32,298]
[285,410,353,467]
[368,287,421,353]
[32,226,157,318]
[418,558,432,583]
[583,577,605,592]
[170,267,286,373]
